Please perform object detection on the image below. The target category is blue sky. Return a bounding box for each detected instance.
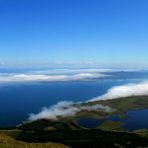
[0,0,148,68]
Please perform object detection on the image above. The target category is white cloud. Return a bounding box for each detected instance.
[89,81,148,102]
[0,68,142,83]
[0,72,109,83]
[29,101,113,121]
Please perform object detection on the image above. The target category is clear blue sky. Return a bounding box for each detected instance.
[0,0,148,68]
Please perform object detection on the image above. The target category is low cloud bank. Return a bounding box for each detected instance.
[29,101,113,121]
[28,81,148,121]
[0,73,108,83]
[89,81,148,102]
[0,68,143,83]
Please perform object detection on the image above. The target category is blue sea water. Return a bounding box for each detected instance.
[0,70,148,127]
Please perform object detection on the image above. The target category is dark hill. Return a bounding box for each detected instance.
[16,119,148,148]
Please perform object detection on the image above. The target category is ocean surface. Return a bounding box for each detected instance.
[0,69,148,127]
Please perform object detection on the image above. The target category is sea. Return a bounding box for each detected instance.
[0,68,148,130]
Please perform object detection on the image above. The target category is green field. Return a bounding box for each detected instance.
[73,96,148,121]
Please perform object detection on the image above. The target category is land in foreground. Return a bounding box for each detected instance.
[1,96,148,148]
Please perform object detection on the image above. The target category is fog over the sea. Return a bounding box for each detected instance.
[0,69,113,83]
[29,81,148,121]
[0,73,108,83]
[0,68,143,83]
[89,81,148,101]
[29,101,113,121]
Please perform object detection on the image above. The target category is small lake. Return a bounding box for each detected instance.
[123,109,148,131]
[78,109,148,131]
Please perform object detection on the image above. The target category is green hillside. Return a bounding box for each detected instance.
[1,96,148,148]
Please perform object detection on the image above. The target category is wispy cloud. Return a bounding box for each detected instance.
[29,101,113,121]
[0,72,109,83]
[89,81,148,101]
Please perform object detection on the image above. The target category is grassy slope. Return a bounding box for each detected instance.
[0,133,68,148]
[99,96,148,113]
[1,119,148,148]
[78,96,148,119]
[12,129,148,148]
[6,118,148,148]
[97,120,125,131]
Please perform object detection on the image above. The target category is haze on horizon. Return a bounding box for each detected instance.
[0,0,148,68]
